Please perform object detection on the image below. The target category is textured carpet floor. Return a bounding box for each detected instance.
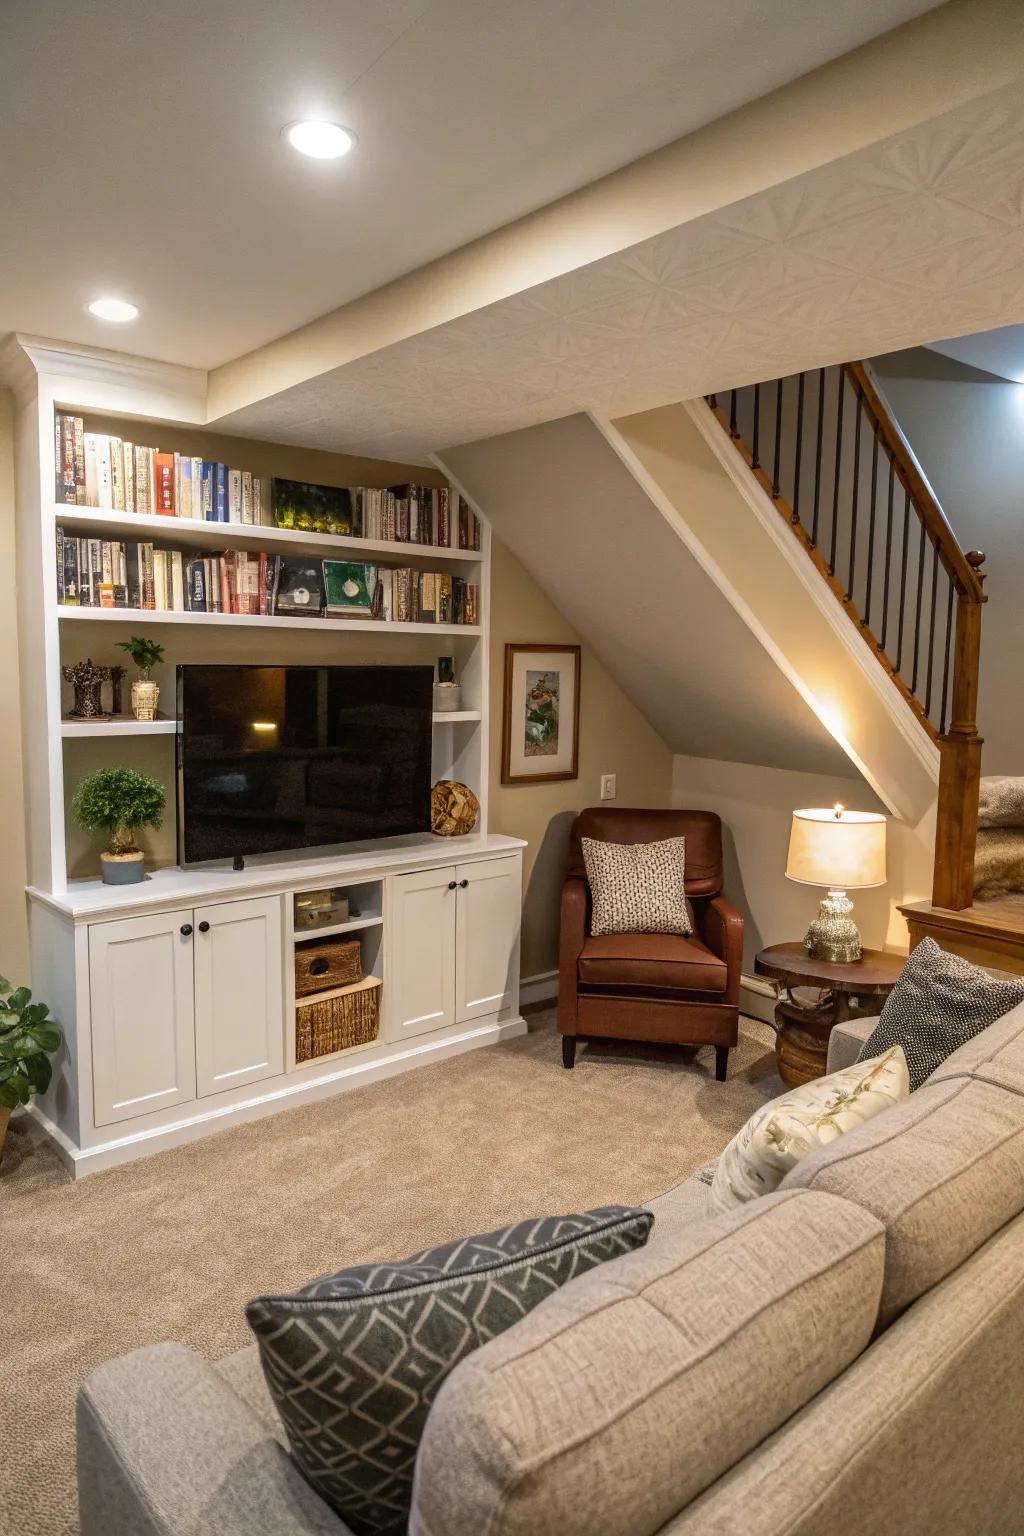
[1,1010,779,1536]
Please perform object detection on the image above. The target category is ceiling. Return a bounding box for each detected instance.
[927,323,1024,382]
[0,0,941,369]
[214,79,1024,459]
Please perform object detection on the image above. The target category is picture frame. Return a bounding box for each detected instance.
[501,643,581,784]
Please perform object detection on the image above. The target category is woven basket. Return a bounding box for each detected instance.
[295,979,381,1063]
[295,937,362,997]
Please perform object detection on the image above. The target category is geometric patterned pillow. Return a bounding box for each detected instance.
[581,835,692,936]
[857,937,1024,1091]
[245,1207,653,1536]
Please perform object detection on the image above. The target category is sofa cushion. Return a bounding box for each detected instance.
[856,937,1024,1090]
[929,998,1024,1097]
[409,1190,885,1536]
[709,1047,909,1213]
[578,932,726,992]
[581,835,692,937]
[245,1207,652,1536]
[783,1075,1024,1327]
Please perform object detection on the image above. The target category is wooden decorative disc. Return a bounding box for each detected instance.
[431,780,480,837]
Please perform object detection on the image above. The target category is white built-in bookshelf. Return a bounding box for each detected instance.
[4,337,524,1178]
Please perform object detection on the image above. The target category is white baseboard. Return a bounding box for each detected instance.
[740,972,777,1024]
[520,969,559,1006]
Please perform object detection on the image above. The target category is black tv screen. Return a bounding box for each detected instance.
[177,665,434,864]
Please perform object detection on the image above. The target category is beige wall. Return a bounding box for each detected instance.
[487,539,673,980]
[0,391,29,983]
[671,754,933,971]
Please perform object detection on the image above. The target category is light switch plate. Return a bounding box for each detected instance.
[600,773,617,800]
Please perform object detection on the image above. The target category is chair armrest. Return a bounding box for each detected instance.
[77,1342,348,1536]
[827,1016,879,1074]
[702,896,743,1007]
[558,876,589,1034]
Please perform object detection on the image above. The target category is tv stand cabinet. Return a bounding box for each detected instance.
[27,833,525,1177]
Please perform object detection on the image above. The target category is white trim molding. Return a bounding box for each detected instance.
[519,969,559,1006]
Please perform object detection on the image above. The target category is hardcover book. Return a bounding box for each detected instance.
[273,557,324,617]
[273,479,355,536]
[323,560,372,616]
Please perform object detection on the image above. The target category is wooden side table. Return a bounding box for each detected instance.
[754,942,906,1086]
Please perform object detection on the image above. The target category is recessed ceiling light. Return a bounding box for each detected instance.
[88,297,139,323]
[283,120,356,160]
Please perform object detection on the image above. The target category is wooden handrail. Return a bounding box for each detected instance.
[843,362,986,603]
[705,364,987,912]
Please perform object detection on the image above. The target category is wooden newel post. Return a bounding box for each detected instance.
[933,556,985,910]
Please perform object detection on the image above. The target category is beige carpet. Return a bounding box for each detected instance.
[1,1010,779,1536]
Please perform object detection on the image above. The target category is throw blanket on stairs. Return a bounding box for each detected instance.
[975,778,1024,899]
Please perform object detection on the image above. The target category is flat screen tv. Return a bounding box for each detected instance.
[176,664,434,864]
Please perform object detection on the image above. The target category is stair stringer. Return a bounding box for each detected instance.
[597,401,939,826]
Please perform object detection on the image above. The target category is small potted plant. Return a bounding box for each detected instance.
[117,636,165,721]
[72,766,166,884]
[0,977,62,1166]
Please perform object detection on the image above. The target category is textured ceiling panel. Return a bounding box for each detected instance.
[214,85,1024,461]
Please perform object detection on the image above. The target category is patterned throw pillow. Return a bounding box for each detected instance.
[246,1207,653,1536]
[709,1047,909,1214]
[581,835,691,936]
[857,938,1024,1091]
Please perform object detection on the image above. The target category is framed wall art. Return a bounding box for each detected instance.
[501,643,580,784]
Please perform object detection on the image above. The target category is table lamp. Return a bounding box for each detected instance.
[785,804,886,963]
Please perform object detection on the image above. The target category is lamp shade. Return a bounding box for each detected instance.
[785,807,886,890]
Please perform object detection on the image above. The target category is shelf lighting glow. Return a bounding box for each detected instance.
[283,121,356,159]
[251,721,278,732]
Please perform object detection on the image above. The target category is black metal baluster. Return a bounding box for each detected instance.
[864,419,879,629]
[895,484,911,672]
[829,372,845,577]
[792,372,805,526]
[924,539,940,719]
[729,389,738,438]
[939,578,955,734]
[811,368,826,547]
[708,393,718,410]
[845,385,862,603]
[880,457,895,652]
[771,377,783,498]
[751,383,761,470]
[910,517,927,697]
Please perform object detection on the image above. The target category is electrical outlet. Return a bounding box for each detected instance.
[600,773,617,801]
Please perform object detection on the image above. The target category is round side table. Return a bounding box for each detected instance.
[754,942,905,1086]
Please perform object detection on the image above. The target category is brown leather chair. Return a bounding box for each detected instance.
[558,808,744,1080]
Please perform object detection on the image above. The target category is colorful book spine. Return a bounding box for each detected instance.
[154,451,175,514]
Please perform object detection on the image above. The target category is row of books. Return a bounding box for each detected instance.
[55,531,478,624]
[54,416,482,549]
[55,415,269,523]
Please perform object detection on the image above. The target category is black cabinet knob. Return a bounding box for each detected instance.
[180,923,193,937]
[198,921,210,934]
[459,879,469,888]
[447,880,457,890]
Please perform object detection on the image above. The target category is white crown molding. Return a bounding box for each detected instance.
[1,333,208,422]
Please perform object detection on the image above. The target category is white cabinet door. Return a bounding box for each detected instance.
[193,895,284,1098]
[89,911,196,1127]
[455,856,521,1023]
[389,866,456,1039]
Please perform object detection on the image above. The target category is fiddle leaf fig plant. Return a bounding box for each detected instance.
[72,766,166,856]
[117,635,165,679]
[0,977,62,1110]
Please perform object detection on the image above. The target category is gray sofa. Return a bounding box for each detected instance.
[78,1008,1024,1536]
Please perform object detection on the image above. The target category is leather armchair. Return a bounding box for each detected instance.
[558,807,744,1080]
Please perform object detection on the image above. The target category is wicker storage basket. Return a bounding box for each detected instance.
[295,978,381,1063]
[295,937,361,997]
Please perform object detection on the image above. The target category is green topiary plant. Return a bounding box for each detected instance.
[0,978,62,1146]
[117,636,165,679]
[72,766,166,856]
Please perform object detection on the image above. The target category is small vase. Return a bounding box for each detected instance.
[433,681,462,712]
[131,679,160,722]
[100,851,146,885]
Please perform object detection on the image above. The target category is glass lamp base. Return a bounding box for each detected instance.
[803,889,862,964]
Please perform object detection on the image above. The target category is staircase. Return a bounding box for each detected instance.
[702,364,1024,970]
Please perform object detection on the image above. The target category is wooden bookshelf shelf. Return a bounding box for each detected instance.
[431,710,482,723]
[57,607,481,636]
[293,915,384,942]
[53,505,484,568]
[61,716,177,738]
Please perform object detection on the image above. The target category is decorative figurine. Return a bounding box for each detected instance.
[62,658,112,720]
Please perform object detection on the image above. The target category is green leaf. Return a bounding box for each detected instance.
[0,1080,20,1109]
[8,986,30,1013]
[0,977,11,996]
[23,1053,51,1093]
[27,1023,61,1052]
[23,1001,49,1024]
